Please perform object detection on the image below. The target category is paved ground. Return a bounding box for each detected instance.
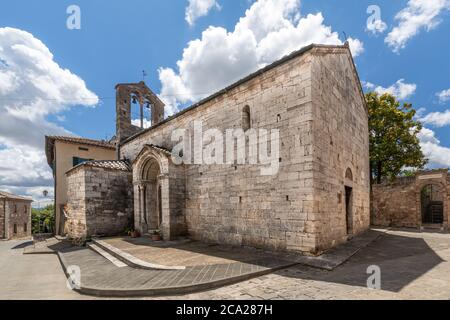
[58,243,295,297]
[0,240,88,300]
[1,229,450,300]
[103,237,266,267]
[169,229,450,300]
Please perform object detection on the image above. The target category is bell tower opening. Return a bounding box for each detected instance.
[115,81,165,144]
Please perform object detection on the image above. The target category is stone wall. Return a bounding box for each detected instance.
[311,48,371,251]
[120,45,370,254]
[66,164,134,239]
[5,200,32,239]
[122,48,315,252]
[0,199,5,239]
[372,171,449,229]
[372,177,418,228]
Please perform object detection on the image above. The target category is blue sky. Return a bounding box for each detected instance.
[0,0,450,203]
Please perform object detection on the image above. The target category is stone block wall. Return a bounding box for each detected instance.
[310,47,371,251]
[0,200,5,239]
[120,45,370,254]
[66,165,134,239]
[372,177,418,228]
[5,200,32,239]
[121,49,316,252]
[372,171,449,229]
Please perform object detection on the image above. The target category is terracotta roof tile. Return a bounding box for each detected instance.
[0,191,33,201]
[46,136,115,149]
[67,160,131,175]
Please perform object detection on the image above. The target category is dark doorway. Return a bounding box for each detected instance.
[345,186,353,235]
[421,184,444,224]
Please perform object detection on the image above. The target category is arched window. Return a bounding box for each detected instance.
[242,105,251,131]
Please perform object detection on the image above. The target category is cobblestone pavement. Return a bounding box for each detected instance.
[154,229,450,300]
[1,229,450,300]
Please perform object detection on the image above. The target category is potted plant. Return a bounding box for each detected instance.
[130,229,141,238]
[152,230,161,241]
[124,227,133,236]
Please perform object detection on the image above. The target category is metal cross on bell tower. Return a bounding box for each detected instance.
[142,70,147,82]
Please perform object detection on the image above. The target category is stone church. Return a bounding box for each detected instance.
[66,43,370,254]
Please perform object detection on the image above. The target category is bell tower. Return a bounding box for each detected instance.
[115,81,165,144]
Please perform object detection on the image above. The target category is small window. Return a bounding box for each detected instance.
[73,157,93,167]
[14,205,17,213]
[24,223,27,232]
[242,106,251,131]
[24,205,27,213]
[79,147,89,152]
[13,224,17,234]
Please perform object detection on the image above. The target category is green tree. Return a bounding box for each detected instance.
[367,92,427,184]
[31,204,55,234]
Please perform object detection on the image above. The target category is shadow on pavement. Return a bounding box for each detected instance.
[272,232,445,292]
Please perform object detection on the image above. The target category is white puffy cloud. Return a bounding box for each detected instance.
[421,109,450,127]
[437,88,450,103]
[418,127,450,167]
[186,0,221,26]
[385,0,450,52]
[132,118,152,129]
[0,27,98,199]
[160,0,363,114]
[363,79,417,100]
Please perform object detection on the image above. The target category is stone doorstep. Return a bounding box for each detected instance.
[91,239,186,271]
[277,229,387,271]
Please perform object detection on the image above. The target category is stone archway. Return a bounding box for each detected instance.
[133,145,171,238]
[421,184,444,225]
[344,168,354,236]
[140,157,162,232]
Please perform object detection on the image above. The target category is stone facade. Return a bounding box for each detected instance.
[372,170,449,230]
[0,192,32,240]
[65,161,134,239]
[115,44,370,254]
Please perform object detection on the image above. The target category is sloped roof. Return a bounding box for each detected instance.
[121,43,366,145]
[66,160,131,175]
[0,191,33,202]
[45,136,116,167]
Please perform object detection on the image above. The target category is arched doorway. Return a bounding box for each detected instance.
[141,157,163,232]
[421,184,444,224]
[345,168,354,235]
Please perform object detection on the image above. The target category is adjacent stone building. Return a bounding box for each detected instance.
[372,170,449,230]
[64,43,371,254]
[65,161,134,239]
[0,191,33,240]
[45,136,117,235]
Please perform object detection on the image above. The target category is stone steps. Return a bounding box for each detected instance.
[90,238,186,271]
[87,243,127,268]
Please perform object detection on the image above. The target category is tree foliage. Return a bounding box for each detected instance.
[31,204,55,234]
[366,92,427,184]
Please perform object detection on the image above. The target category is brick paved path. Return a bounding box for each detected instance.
[58,244,296,297]
[164,229,450,300]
